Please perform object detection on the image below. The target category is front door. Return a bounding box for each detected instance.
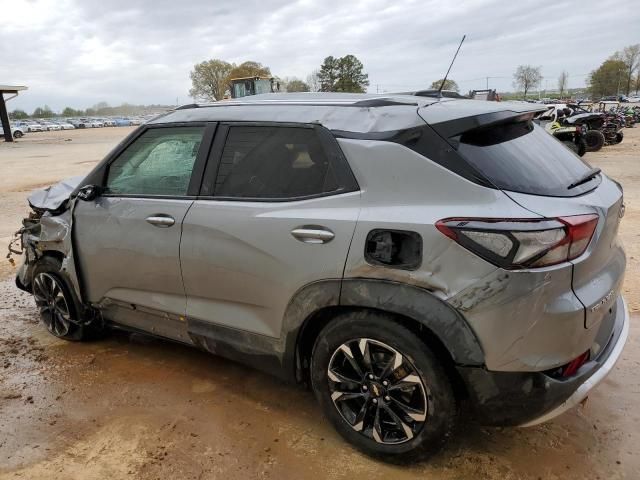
[180,124,361,338]
[73,124,212,342]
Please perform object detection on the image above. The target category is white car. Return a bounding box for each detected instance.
[56,121,75,130]
[21,122,44,132]
[40,122,62,131]
[626,95,640,103]
[0,124,26,139]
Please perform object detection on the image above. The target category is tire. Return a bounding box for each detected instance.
[13,131,23,139]
[31,256,98,341]
[614,132,624,144]
[584,130,605,152]
[576,138,587,157]
[310,311,457,462]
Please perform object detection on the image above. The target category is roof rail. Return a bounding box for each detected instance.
[352,98,418,107]
[175,103,200,110]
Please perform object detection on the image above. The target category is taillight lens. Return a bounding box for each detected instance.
[436,214,598,269]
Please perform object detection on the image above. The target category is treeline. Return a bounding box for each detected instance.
[189,55,369,102]
[9,102,173,119]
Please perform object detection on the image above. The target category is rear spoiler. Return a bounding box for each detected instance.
[429,109,547,138]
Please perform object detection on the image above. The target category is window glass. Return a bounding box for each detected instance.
[456,121,598,197]
[214,126,340,198]
[107,127,204,196]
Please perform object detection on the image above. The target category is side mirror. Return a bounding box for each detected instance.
[76,184,102,201]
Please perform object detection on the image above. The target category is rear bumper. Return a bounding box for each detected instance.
[457,295,629,426]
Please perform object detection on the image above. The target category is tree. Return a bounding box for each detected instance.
[620,44,640,95]
[189,59,234,102]
[9,109,28,119]
[286,79,310,92]
[306,69,321,92]
[62,107,84,116]
[32,105,54,118]
[429,79,459,91]
[634,74,640,95]
[513,65,543,98]
[334,55,369,93]
[589,59,629,98]
[228,61,271,81]
[558,71,569,98]
[318,56,340,92]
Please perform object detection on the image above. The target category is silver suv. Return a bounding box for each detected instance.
[14,93,628,461]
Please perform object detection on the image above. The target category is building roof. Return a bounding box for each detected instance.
[0,85,28,93]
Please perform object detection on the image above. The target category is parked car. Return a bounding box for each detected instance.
[39,121,62,131]
[0,124,26,139]
[19,121,44,132]
[113,117,133,126]
[54,121,76,130]
[101,118,116,127]
[13,93,628,462]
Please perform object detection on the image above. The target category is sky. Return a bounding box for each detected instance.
[1,0,639,113]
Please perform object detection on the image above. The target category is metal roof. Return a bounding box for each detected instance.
[0,85,28,92]
[149,93,546,134]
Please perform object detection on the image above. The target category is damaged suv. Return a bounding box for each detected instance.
[12,93,628,461]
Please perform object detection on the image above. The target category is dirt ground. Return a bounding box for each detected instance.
[0,127,638,479]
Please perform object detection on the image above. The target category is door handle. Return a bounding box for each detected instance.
[291,227,335,244]
[146,215,175,227]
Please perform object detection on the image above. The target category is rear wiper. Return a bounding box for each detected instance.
[567,167,601,190]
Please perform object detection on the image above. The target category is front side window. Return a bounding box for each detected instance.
[107,126,204,196]
[214,126,343,199]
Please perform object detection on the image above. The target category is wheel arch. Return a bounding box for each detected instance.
[285,278,485,386]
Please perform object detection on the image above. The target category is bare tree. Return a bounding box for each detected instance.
[621,44,640,95]
[513,65,543,98]
[306,69,321,92]
[558,71,569,98]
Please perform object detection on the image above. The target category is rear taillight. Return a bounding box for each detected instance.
[435,214,598,269]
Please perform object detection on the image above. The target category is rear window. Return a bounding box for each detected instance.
[456,121,600,197]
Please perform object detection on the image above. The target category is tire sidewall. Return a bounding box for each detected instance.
[310,311,456,461]
[32,256,85,341]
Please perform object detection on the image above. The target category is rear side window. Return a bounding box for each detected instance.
[213,126,351,199]
[456,121,598,197]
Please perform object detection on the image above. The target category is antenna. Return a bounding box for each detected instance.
[438,34,466,99]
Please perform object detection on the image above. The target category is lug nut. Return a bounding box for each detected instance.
[372,398,378,404]
[368,374,374,380]
[382,380,388,386]
[362,385,368,391]
[384,396,390,402]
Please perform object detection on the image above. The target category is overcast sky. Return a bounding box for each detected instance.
[2,0,638,112]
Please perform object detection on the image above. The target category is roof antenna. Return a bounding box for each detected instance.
[438,34,466,99]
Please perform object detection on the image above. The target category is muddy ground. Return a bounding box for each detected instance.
[0,127,638,479]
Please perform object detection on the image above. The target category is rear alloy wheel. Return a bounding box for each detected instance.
[327,338,428,444]
[311,311,457,461]
[13,131,23,139]
[33,272,72,337]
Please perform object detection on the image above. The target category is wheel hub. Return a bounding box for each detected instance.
[327,338,429,445]
[33,272,72,337]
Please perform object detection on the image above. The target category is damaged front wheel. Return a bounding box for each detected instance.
[32,256,97,341]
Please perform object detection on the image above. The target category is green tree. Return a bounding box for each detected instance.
[429,79,459,91]
[9,109,28,119]
[286,79,310,92]
[589,58,629,98]
[62,107,83,116]
[558,71,569,98]
[189,59,234,102]
[318,56,340,91]
[32,105,54,118]
[334,55,369,93]
[513,65,543,98]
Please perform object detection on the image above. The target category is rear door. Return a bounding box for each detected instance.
[74,123,215,341]
[180,123,360,337]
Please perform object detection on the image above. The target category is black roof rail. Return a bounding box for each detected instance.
[352,98,418,107]
[175,103,200,110]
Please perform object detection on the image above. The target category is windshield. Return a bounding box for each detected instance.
[456,121,600,197]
